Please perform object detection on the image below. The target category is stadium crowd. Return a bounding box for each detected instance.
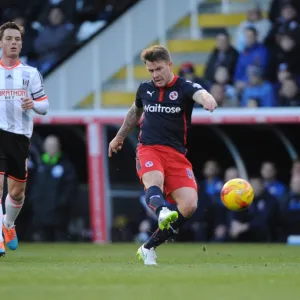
[179,0,300,107]
[1,0,299,108]
[0,0,138,74]
[132,160,300,244]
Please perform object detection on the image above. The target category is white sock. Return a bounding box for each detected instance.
[4,194,24,229]
[0,198,3,242]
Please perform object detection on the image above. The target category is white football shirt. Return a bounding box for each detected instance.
[0,60,48,138]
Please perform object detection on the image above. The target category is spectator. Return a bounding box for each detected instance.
[260,161,287,202]
[280,175,300,240]
[269,0,300,23]
[35,0,78,26]
[188,188,214,242]
[278,77,300,106]
[273,62,300,92]
[234,7,272,52]
[212,166,240,242]
[291,160,300,177]
[224,166,239,182]
[204,32,239,84]
[267,31,300,82]
[209,83,237,107]
[33,7,76,74]
[30,135,78,242]
[265,2,300,48]
[178,62,208,90]
[234,27,269,92]
[212,65,238,104]
[202,160,223,199]
[229,176,279,242]
[241,66,276,107]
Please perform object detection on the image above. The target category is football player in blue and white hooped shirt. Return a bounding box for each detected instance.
[0,22,49,257]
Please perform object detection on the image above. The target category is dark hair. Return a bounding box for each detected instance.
[245,26,257,35]
[0,22,23,40]
[140,45,171,63]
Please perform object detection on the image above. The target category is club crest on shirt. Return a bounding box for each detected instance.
[22,79,29,89]
[169,91,178,100]
[186,168,194,179]
[145,161,153,167]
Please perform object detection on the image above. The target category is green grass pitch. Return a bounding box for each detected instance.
[0,243,299,300]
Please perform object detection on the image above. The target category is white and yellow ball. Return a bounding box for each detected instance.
[220,178,254,211]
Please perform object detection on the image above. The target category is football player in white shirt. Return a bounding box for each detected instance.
[0,22,49,257]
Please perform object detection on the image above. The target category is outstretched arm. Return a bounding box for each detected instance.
[108,102,143,157]
[193,90,217,112]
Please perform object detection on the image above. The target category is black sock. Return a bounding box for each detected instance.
[145,186,166,215]
[144,210,188,249]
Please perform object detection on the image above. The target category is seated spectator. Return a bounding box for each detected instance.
[204,31,238,84]
[291,160,300,177]
[269,0,300,23]
[212,65,238,105]
[209,84,226,107]
[260,161,287,202]
[33,7,76,74]
[278,77,300,106]
[266,1,300,48]
[212,166,240,242]
[187,186,214,242]
[273,62,300,91]
[241,66,276,107]
[234,27,269,93]
[229,176,279,242]
[280,175,300,240]
[234,7,272,52]
[209,83,237,107]
[178,62,208,89]
[267,31,300,82]
[35,0,78,26]
[201,160,223,200]
[224,167,239,182]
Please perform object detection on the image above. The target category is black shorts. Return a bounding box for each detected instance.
[0,129,30,182]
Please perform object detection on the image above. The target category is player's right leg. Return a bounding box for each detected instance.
[2,131,29,251]
[136,145,178,230]
[136,145,178,265]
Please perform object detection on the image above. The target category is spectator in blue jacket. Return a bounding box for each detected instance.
[241,66,276,107]
[234,27,269,93]
[260,161,287,202]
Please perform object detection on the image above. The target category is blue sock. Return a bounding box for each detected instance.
[145,186,166,215]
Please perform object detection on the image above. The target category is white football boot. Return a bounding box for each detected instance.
[158,207,178,230]
[136,244,157,265]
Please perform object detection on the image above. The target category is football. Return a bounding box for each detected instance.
[220,178,254,211]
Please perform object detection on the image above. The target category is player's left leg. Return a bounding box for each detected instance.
[142,187,197,250]
[2,178,26,250]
